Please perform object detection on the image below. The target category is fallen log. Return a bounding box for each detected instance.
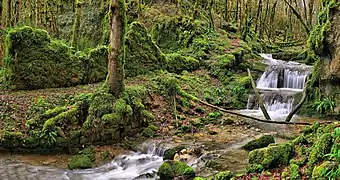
[247,68,271,121]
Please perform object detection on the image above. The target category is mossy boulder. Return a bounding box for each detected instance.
[242,135,275,151]
[214,171,234,180]
[306,133,333,175]
[157,161,195,180]
[125,22,166,77]
[4,26,108,90]
[166,53,200,74]
[247,143,294,172]
[68,154,93,169]
[68,147,95,169]
[164,145,186,160]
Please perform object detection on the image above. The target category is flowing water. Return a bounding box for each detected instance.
[241,54,313,120]
[0,54,314,179]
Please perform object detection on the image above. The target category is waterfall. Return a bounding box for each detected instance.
[243,54,313,120]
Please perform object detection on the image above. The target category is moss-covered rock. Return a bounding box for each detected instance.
[242,135,275,151]
[307,133,333,175]
[4,26,108,90]
[214,171,234,180]
[311,161,338,180]
[164,145,186,160]
[247,143,294,172]
[68,154,93,169]
[157,161,195,180]
[166,53,200,74]
[125,22,167,77]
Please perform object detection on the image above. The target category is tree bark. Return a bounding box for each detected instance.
[283,0,310,34]
[71,0,82,47]
[107,0,126,98]
[285,80,308,122]
[247,68,271,121]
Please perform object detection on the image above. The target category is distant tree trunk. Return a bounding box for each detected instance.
[224,0,228,21]
[283,0,310,34]
[254,0,262,34]
[208,0,214,28]
[2,0,11,28]
[307,0,315,28]
[107,0,126,97]
[71,0,83,47]
[35,0,41,27]
[268,0,278,41]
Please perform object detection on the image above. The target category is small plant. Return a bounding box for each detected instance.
[312,97,336,114]
[39,131,58,147]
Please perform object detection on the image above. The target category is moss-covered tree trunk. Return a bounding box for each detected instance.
[107,0,126,98]
[71,0,83,47]
[1,0,11,28]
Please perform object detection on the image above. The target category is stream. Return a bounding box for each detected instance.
[0,54,314,180]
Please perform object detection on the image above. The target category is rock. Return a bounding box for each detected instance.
[242,135,275,151]
[163,146,186,160]
[247,143,294,172]
[68,154,93,169]
[306,133,333,175]
[157,161,195,180]
[173,148,201,164]
[221,117,234,125]
[208,130,218,135]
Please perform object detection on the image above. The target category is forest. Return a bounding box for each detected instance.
[0,0,339,179]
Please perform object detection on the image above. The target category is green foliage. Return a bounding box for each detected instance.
[157,161,195,180]
[312,97,336,114]
[39,131,58,147]
[289,163,301,180]
[214,171,233,180]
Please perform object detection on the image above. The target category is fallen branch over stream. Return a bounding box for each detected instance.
[180,90,333,126]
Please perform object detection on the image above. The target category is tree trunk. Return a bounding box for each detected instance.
[35,0,41,27]
[224,0,228,21]
[107,0,126,98]
[71,0,82,47]
[307,0,315,28]
[285,80,308,122]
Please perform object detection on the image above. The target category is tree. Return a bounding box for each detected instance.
[107,0,126,98]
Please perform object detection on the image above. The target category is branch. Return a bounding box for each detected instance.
[247,68,271,121]
[283,0,310,34]
[285,79,309,122]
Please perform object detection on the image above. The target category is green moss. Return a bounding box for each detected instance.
[307,133,333,175]
[157,161,195,180]
[289,163,301,180]
[247,143,294,172]
[166,53,200,74]
[42,106,68,119]
[292,135,308,145]
[42,105,80,132]
[214,171,233,180]
[205,160,219,168]
[242,135,275,151]
[125,22,166,77]
[141,127,156,137]
[68,154,93,170]
[4,26,108,90]
[164,145,186,160]
[312,161,333,180]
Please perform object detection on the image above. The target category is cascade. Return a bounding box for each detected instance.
[243,54,313,120]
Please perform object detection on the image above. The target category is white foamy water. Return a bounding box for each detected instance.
[242,54,313,120]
